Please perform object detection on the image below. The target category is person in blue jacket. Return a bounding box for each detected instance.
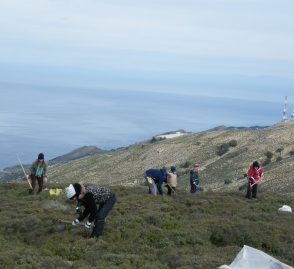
[144,168,171,196]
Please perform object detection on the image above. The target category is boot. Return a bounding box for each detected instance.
[28,188,34,195]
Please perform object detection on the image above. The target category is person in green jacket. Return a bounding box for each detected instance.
[25,153,48,195]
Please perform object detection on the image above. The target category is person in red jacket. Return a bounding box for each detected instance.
[245,161,264,199]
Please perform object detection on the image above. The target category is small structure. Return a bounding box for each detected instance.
[282,96,289,122]
[291,109,294,122]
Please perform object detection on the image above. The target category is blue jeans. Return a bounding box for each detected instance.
[91,194,117,238]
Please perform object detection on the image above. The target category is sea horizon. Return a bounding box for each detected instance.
[0,83,289,169]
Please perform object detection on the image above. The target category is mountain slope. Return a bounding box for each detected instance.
[38,122,294,195]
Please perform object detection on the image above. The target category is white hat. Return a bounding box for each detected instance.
[64,184,76,199]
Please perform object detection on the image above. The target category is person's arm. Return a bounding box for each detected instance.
[43,162,48,178]
[78,193,97,223]
[247,169,255,183]
[25,163,33,179]
[156,180,164,195]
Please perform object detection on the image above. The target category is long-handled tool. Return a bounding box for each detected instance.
[250,176,264,191]
[166,182,178,195]
[58,219,84,226]
[15,153,33,189]
[56,219,85,232]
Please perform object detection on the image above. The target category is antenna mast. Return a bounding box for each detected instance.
[282,96,289,122]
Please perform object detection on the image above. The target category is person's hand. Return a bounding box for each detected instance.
[43,177,48,183]
[193,182,196,185]
[85,221,91,229]
[25,174,29,179]
[72,219,79,226]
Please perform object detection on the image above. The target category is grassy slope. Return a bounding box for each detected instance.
[31,122,294,196]
[0,183,293,269]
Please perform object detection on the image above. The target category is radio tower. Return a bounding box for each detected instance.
[282,96,289,122]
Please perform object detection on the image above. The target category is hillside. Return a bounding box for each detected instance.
[6,122,294,196]
[0,183,293,268]
[0,146,104,182]
[48,146,105,165]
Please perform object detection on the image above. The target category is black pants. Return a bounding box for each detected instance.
[28,174,44,195]
[190,182,197,193]
[167,185,176,196]
[91,195,117,238]
[245,183,258,199]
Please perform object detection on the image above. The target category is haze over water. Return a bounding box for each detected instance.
[0,83,289,169]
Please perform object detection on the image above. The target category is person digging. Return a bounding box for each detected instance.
[245,161,264,199]
[65,183,116,239]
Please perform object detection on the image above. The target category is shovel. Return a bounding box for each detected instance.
[56,219,85,232]
[15,153,33,190]
[250,176,264,192]
[166,182,178,195]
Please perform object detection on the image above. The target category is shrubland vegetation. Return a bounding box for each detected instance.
[0,183,293,269]
[2,123,294,268]
[3,122,294,198]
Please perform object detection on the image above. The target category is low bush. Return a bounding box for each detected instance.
[0,183,294,268]
[217,143,230,156]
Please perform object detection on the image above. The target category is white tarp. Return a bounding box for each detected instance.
[219,245,294,269]
[278,205,292,212]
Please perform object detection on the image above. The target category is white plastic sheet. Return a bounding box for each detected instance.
[278,205,292,212]
[219,245,294,269]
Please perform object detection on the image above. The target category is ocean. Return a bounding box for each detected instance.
[0,83,286,169]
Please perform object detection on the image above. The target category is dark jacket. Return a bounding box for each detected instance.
[145,168,169,195]
[190,169,199,184]
[77,186,115,223]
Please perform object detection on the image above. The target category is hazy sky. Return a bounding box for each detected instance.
[1,0,294,167]
[1,0,294,100]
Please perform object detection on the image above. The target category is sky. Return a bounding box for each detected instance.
[0,0,294,101]
[1,0,294,168]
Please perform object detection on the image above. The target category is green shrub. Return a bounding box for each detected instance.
[263,158,271,166]
[276,147,284,155]
[276,156,283,162]
[229,140,237,147]
[265,151,273,159]
[217,144,230,156]
[150,137,157,143]
[224,179,232,185]
[181,161,191,168]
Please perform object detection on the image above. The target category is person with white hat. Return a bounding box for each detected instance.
[64,183,116,239]
[190,164,200,194]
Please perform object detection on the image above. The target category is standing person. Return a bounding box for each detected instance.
[65,183,116,239]
[144,168,171,196]
[245,161,264,199]
[190,164,200,194]
[25,153,48,195]
[167,166,178,196]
